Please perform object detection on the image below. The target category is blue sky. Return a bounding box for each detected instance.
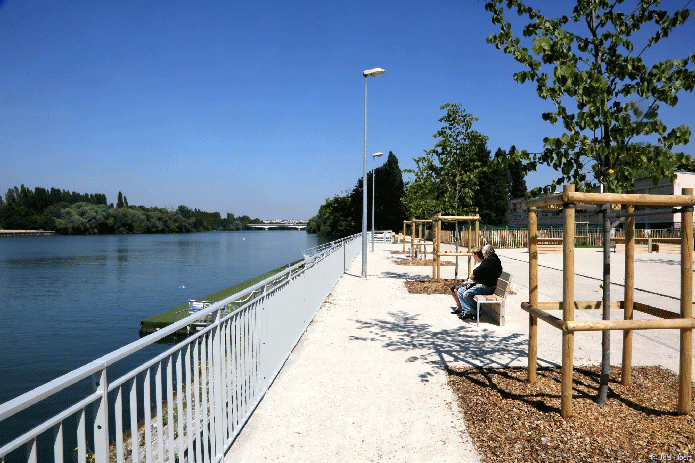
[2,1,694,220]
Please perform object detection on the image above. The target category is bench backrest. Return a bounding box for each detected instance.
[494,271,512,298]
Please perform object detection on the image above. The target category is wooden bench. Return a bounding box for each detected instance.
[474,271,512,326]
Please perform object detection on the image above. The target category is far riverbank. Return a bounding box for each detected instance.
[0,229,55,236]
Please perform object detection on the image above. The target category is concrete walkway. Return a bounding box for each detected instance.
[226,243,692,462]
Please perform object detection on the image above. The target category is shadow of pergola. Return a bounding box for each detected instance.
[350,310,557,382]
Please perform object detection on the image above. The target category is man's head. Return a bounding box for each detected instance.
[482,244,495,257]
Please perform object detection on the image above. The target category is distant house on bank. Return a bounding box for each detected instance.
[506,172,695,230]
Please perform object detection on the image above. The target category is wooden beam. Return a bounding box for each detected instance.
[524,191,695,209]
[521,303,565,330]
[612,237,680,244]
[565,318,695,332]
[566,191,695,207]
[633,302,681,319]
[524,194,564,209]
[433,215,481,221]
[535,301,623,311]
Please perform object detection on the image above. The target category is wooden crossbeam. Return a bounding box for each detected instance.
[522,301,694,332]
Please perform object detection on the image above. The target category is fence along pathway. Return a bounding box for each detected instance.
[437,227,681,249]
[0,235,360,463]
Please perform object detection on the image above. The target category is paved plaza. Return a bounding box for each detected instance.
[226,243,692,462]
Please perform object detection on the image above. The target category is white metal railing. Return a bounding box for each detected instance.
[372,230,393,243]
[0,234,361,463]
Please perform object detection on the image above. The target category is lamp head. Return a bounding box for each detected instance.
[372,152,384,158]
[363,68,385,78]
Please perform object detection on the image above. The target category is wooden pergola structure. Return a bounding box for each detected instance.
[431,214,480,280]
[403,219,433,259]
[521,184,694,418]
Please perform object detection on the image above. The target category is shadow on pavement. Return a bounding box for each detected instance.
[350,310,559,382]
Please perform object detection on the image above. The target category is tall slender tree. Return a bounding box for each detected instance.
[486,0,694,194]
[486,0,695,406]
[403,104,489,219]
[508,144,528,199]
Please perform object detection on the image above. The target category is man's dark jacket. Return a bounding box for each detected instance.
[472,253,503,287]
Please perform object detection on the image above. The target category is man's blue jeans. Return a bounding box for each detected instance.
[457,284,495,315]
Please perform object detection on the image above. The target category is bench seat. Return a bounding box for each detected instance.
[474,271,512,326]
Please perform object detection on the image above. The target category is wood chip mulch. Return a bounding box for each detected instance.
[404,279,517,295]
[448,365,694,462]
[394,259,454,267]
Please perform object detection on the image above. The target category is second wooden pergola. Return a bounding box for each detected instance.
[431,214,480,280]
[402,219,433,259]
[522,184,694,418]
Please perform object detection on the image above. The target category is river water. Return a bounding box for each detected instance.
[0,231,323,454]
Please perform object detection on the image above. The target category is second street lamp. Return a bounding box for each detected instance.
[362,67,385,278]
[371,152,384,252]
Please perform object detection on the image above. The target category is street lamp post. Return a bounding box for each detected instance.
[362,67,385,278]
[371,152,384,252]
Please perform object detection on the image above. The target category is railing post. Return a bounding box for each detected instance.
[92,368,109,463]
[213,308,225,459]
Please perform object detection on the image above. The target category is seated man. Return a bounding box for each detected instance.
[450,244,503,320]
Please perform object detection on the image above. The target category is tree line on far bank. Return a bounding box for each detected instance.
[0,185,262,234]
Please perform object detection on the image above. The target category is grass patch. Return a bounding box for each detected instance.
[139,259,303,335]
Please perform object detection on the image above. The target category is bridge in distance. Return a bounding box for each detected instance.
[247,222,308,230]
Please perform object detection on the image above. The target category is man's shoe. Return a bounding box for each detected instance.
[452,309,462,314]
[459,312,476,320]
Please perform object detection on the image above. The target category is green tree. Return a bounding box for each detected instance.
[486,0,695,407]
[349,152,408,232]
[307,195,356,240]
[404,104,489,219]
[486,0,694,193]
[117,192,125,209]
[476,148,511,225]
[508,144,528,198]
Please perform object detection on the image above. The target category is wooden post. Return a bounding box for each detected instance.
[561,184,576,418]
[437,215,442,280]
[475,220,479,248]
[467,220,472,276]
[411,219,416,260]
[402,221,407,253]
[679,188,693,415]
[432,217,438,279]
[622,205,634,385]
[528,209,538,383]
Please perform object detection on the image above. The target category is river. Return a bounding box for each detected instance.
[0,230,324,455]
